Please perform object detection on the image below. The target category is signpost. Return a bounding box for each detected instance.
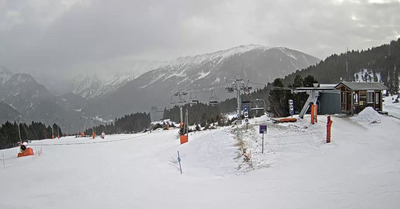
[177,151,182,174]
[244,105,249,129]
[259,125,267,153]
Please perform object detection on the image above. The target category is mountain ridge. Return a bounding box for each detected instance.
[85,45,320,118]
[0,45,320,130]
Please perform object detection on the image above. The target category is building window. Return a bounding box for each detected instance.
[367,91,374,103]
[375,92,380,104]
[353,92,359,104]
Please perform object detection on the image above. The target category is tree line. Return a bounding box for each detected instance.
[83,112,151,135]
[163,103,226,128]
[0,121,62,149]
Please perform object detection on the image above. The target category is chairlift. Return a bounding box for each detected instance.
[209,89,219,106]
[189,91,199,105]
[250,107,265,111]
[250,99,266,112]
[209,100,219,106]
[169,95,177,105]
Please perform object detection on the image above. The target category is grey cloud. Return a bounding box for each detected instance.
[0,0,399,75]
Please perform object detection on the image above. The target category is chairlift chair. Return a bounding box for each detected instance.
[209,100,219,106]
[189,91,199,105]
[209,89,219,106]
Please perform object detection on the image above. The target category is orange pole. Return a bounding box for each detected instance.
[311,104,318,124]
[311,105,315,124]
[326,116,333,143]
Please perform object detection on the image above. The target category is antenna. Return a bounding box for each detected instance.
[346,47,349,81]
[17,120,21,142]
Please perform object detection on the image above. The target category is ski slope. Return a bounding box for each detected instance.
[1,98,400,209]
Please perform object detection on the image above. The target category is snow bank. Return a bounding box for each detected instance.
[353,106,381,123]
[384,95,400,119]
[1,110,400,209]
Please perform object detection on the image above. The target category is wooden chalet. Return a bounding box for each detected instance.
[334,81,387,114]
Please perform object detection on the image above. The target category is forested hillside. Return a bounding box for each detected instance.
[282,39,400,94]
[84,112,151,135]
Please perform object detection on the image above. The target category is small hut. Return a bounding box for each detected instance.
[334,81,387,114]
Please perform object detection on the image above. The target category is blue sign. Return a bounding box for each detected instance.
[259,124,267,134]
[244,112,249,118]
[289,99,294,116]
[244,105,248,112]
[245,118,249,123]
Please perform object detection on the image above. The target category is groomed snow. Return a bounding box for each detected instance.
[1,98,400,209]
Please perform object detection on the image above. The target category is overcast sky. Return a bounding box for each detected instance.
[1,0,399,75]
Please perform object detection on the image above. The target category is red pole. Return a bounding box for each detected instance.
[326,116,333,143]
[311,105,314,124]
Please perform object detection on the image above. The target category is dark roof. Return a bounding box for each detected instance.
[335,81,388,91]
[296,84,338,91]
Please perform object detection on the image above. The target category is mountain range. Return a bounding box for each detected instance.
[85,45,320,118]
[0,45,320,132]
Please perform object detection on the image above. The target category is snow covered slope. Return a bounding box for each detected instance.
[354,68,382,82]
[384,95,400,118]
[1,99,399,209]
